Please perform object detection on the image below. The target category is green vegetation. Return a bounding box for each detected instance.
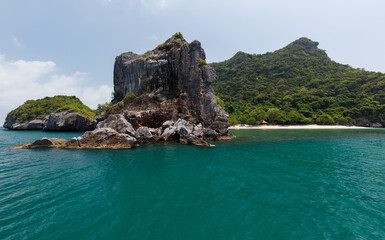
[173,32,184,39]
[266,108,282,123]
[198,59,208,67]
[112,90,124,102]
[95,102,112,115]
[211,38,385,125]
[8,95,96,121]
[122,92,137,104]
[250,108,267,124]
[143,50,151,57]
[106,91,147,114]
[216,96,225,108]
[105,101,124,114]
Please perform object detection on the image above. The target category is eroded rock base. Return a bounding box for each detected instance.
[10,115,235,150]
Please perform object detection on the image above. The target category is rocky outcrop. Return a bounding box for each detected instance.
[44,110,96,131]
[71,128,137,149]
[10,118,222,149]
[134,127,154,142]
[4,116,47,130]
[4,110,96,132]
[10,137,68,149]
[96,114,135,136]
[3,95,97,131]
[355,118,383,128]
[10,34,235,150]
[109,33,230,136]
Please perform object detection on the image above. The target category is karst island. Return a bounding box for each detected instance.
[7,33,234,149]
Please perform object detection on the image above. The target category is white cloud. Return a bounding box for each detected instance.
[11,36,24,47]
[0,55,113,121]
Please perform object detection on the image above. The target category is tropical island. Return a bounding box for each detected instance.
[212,38,385,127]
[8,33,233,149]
[5,33,385,149]
[3,95,97,131]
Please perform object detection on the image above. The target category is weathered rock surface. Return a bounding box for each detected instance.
[203,127,219,140]
[109,34,231,136]
[10,118,223,149]
[193,123,204,137]
[72,128,137,149]
[96,114,135,136]
[134,127,154,142]
[4,116,47,130]
[11,128,137,150]
[9,34,235,150]
[370,123,383,128]
[44,110,96,131]
[10,137,68,149]
[355,118,383,128]
[4,110,96,132]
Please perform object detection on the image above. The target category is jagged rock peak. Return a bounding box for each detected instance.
[292,37,319,51]
[153,32,188,52]
[119,32,192,67]
[111,33,230,136]
[114,32,207,97]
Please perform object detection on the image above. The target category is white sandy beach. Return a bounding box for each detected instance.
[229,124,369,129]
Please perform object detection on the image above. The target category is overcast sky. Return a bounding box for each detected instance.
[1,0,385,121]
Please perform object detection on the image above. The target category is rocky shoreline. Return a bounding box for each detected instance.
[10,114,235,149]
[229,124,371,129]
[9,34,234,150]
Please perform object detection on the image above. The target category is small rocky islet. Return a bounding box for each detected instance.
[4,96,97,131]
[8,33,234,149]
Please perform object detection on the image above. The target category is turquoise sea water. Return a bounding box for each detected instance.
[1,127,385,239]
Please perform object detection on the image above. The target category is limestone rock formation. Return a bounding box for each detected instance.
[355,118,383,128]
[4,110,96,132]
[44,110,96,131]
[109,33,230,136]
[74,128,137,149]
[96,114,135,136]
[4,116,47,130]
[10,137,68,149]
[3,95,96,131]
[9,34,234,150]
[10,118,218,149]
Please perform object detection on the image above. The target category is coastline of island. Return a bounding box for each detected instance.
[229,124,371,130]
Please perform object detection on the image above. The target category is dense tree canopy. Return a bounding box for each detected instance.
[8,95,96,121]
[211,38,385,125]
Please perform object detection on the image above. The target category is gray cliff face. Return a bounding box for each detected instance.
[112,35,230,136]
[4,115,47,130]
[44,110,96,132]
[4,110,96,132]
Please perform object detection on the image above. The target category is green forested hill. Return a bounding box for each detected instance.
[7,95,96,121]
[211,38,385,125]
